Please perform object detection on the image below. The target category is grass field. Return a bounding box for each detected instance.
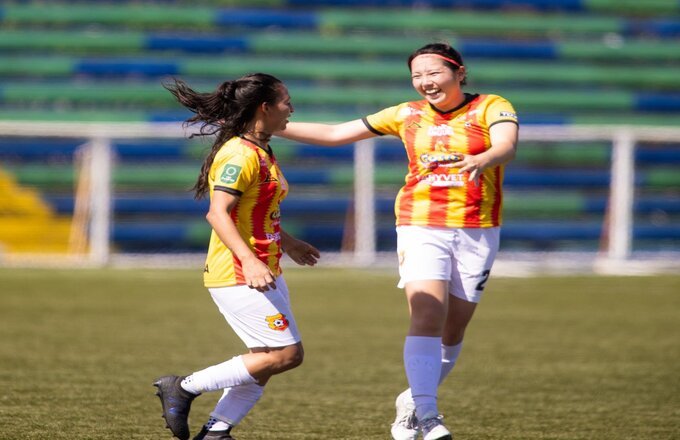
[0,268,678,440]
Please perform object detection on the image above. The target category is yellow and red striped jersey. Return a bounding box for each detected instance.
[363,93,518,228]
[203,137,288,288]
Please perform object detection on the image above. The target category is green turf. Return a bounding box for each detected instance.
[0,268,678,439]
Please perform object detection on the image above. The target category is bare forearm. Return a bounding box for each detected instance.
[277,120,374,146]
[482,121,518,168]
[206,211,255,262]
[478,141,516,169]
[280,228,295,252]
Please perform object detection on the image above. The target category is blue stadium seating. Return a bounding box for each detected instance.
[0,0,678,254]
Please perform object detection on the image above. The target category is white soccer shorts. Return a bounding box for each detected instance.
[396,226,500,303]
[209,275,301,349]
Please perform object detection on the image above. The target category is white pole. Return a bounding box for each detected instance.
[88,137,113,266]
[608,130,636,260]
[354,138,376,265]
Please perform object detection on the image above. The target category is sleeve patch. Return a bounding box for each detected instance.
[220,164,243,184]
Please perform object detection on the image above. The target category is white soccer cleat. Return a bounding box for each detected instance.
[390,389,419,440]
[420,415,452,440]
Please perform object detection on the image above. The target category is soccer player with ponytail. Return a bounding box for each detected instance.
[153,73,320,440]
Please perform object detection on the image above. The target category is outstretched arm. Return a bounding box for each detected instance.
[276,119,376,146]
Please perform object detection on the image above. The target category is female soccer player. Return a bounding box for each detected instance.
[153,73,320,440]
[277,43,518,440]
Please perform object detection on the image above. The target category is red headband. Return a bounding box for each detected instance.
[414,53,462,68]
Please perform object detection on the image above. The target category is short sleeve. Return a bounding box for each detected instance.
[212,150,259,195]
[363,104,403,137]
[485,95,519,128]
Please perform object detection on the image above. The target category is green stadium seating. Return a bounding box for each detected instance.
[0,0,678,254]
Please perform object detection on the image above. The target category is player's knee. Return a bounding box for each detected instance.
[409,293,446,334]
[410,317,444,335]
[283,345,304,369]
[272,344,304,372]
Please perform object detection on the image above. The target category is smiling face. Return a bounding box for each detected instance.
[410,54,466,112]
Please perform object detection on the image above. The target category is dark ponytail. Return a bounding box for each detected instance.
[164,73,283,199]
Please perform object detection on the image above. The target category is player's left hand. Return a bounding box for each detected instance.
[452,154,485,186]
[285,239,321,266]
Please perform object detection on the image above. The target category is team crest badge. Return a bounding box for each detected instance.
[265,313,289,331]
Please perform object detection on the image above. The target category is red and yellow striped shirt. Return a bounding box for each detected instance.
[204,137,288,288]
[363,93,518,228]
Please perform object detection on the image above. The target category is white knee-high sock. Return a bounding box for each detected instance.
[397,342,464,410]
[404,336,441,420]
[439,342,463,384]
[211,383,265,427]
[180,355,257,394]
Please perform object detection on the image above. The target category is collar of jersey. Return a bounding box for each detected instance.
[429,93,479,115]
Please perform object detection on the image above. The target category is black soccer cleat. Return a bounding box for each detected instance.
[153,375,200,440]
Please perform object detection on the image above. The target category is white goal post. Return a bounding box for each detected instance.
[1,121,679,272]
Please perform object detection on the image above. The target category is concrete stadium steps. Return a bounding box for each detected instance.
[1,5,679,37]
[2,57,680,91]
[2,30,680,63]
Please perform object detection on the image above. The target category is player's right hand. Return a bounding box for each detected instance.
[242,256,277,292]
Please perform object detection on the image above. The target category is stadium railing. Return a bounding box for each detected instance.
[0,121,678,275]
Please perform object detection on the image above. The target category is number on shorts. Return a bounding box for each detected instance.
[475,270,491,291]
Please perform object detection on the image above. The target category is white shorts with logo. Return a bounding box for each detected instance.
[396,226,500,303]
[209,275,301,349]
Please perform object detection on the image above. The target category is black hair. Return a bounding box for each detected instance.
[407,43,467,85]
[163,73,283,199]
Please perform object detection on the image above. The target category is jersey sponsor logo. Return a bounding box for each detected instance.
[428,124,454,137]
[418,172,465,187]
[420,152,462,165]
[500,111,517,118]
[266,232,281,242]
[220,164,242,184]
[270,210,281,227]
[265,313,289,331]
